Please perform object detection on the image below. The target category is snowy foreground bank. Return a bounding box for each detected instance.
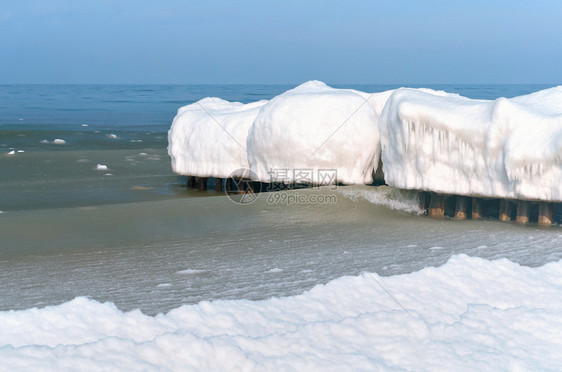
[1,255,561,370]
[169,82,562,201]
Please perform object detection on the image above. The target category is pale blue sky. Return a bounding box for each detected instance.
[1,0,561,84]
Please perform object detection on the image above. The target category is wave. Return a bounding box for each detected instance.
[338,185,425,214]
[1,255,561,370]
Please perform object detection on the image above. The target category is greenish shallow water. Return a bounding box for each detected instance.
[1,187,560,316]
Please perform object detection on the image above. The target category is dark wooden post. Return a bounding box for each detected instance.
[538,202,553,227]
[516,201,529,225]
[418,191,427,214]
[196,177,208,190]
[454,196,468,220]
[188,176,197,189]
[499,200,512,222]
[472,198,482,220]
[215,178,223,192]
[428,193,445,218]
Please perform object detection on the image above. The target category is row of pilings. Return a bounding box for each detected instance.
[185,175,318,193]
[184,176,558,227]
[186,176,258,193]
[419,191,558,227]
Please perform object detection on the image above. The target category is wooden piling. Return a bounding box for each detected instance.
[418,192,427,214]
[428,193,445,218]
[225,178,234,192]
[215,178,223,192]
[195,177,208,191]
[454,196,468,220]
[538,202,553,227]
[235,178,245,194]
[499,200,512,222]
[246,181,254,193]
[516,201,530,225]
[471,198,482,220]
[188,176,197,189]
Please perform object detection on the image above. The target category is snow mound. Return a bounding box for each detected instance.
[168,98,268,178]
[1,255,562,370]
[379,87,562,201]
[247,81,384,184]
[167,82,561,200]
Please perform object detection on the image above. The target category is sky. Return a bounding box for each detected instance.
[1,0,561,84]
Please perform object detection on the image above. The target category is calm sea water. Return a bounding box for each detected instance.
[0,83,555,210]
[0,83,554,130]
[0,84,560,315]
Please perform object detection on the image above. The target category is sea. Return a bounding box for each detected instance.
[1,84,561,370]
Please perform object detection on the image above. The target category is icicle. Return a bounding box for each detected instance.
[404,120,410,151]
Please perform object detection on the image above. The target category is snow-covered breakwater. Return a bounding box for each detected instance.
[168,82,562,224]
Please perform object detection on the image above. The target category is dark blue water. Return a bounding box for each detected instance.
[0,84,556,131]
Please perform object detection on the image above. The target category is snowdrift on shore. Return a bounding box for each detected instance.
[1,255,562,370]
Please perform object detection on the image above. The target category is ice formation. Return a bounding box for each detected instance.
[379,87,562,201]
[247,81,384,184]
[168,82,561,201]
[168,98,267,178]
[1,255,561,370]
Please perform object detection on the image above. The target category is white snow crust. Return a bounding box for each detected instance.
[1,255,561,370]
[379,87,562,201]
[168,98,267,178]
[247,81,384,184]
[168,82,561,201]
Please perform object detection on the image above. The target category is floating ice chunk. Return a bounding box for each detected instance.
[53,139,66,144]
[7,150,15,155]
[266,268,283,273]
[168,97,268,178]
[157,283,172,288]
[106,134,118,139]
[17,150,24,153]
[81,124,88,127]
[139,153,148,156]
[96,164,108,171]
[176,269,206,275]
[40,140,49,144]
